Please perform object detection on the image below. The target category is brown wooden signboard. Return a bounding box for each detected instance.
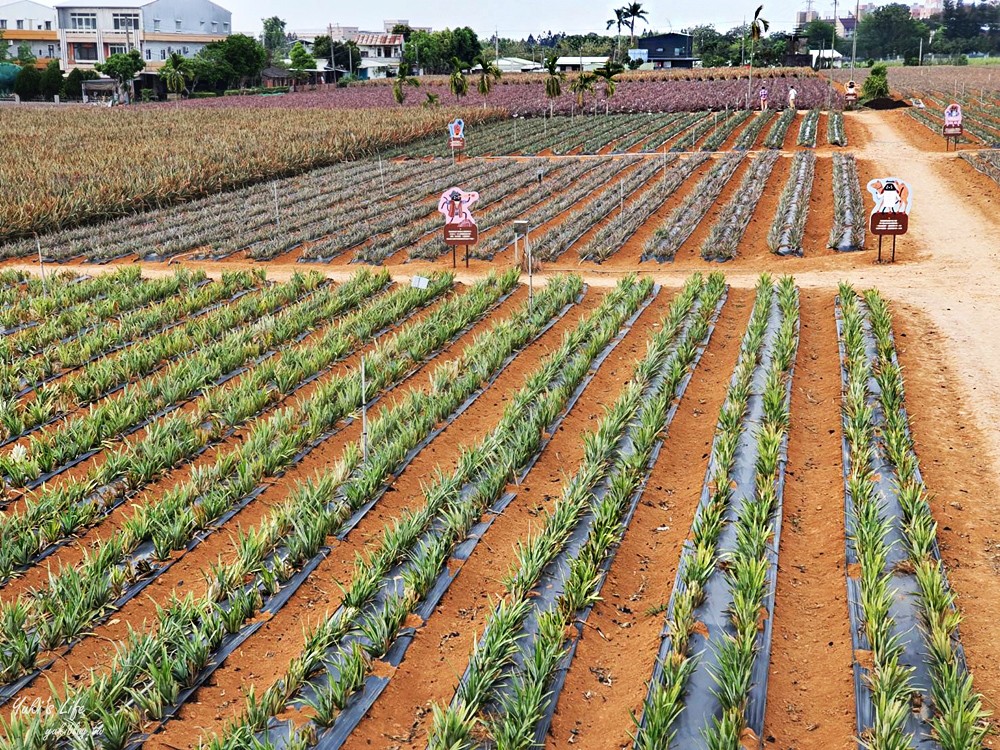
[444,224,478,245]
[869,211,908,236]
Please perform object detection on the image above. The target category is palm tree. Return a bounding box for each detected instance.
[392,62,419,105]
[423,91,440,108]
[621,2,649,48]
[569,71,596,113]
[473,53,501,108]
[747,5,770,108]
[606,8,626,62]
[159,52,191,100]
[543,53,565,119]
[449,57,469,102]
[593,60,624,114]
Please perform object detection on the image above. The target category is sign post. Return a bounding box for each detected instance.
[867,177,912,263]
[439,186,479,268]
[447,118,466,164]
[943,103,963,151]
[514,220,532,311]
[845,80,858,109]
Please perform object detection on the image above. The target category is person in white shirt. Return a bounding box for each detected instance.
[788,86,797,109]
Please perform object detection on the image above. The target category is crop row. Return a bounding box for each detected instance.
[837,286,987,750]
[196,275,653,750]
[961,150,1000,187]
[763,108,796,149]
[635,273,799,749]
[701,152,780,261]
[0,270,264,441]
[732,110,776,150]
[768,152,815,257]
[828,111,847,146]
[796,109,821,148]
[829,154,865,252]
[428,273,726,749]
[578,155,709,263]
[644,153,744,262]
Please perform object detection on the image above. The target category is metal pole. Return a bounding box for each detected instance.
[361,357,368,463]
[851,0,859,75]
[526,230,533,312]
[378,154,386,196]
[35,235,46,296]
[272,183,279,227]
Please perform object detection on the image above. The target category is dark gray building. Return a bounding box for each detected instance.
[636,32,697,69]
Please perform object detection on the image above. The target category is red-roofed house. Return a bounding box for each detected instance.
[354,31,403,79]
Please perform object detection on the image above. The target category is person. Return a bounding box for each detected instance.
[759,86,769,111]
[788,85,797,110]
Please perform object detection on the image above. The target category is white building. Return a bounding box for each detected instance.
[555,56,610,72]
[0,1,59,63]
[354,31,403,78]
[55,0,230,70]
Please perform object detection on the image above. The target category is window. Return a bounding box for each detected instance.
[0,20,6,30]
[182,46,189,54]
[108,44,127,56]
[211,21,217,31]
[113,13,139,30]
[175,19,181,31]
[145,48,151,60]
[16,19,23,29]
[70,13,97,30]
[160,49,165,59]
[47,44,54,57]
[223,22,229,31]
[153,19,160,31]
[73,42,98,61]
[45,21,51,30]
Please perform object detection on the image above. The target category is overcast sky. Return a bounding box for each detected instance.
[223,0,844,37]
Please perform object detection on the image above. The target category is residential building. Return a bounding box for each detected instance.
[0,1,59,66]
[381,19,429,33]
[55,0,230,71]
[554,56,609,72]
[636,32,697,69]
[354,32,403,78]
[472,55,541,74]
[910,0,943,19]
[795,9,819,26]
[836,15,857,38]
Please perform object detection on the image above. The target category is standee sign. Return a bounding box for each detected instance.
[867,177,912,261]
[448,118,466,150]
[439,186,479,266]
[943,103,963,137]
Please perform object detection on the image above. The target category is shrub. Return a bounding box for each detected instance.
[140,87,154,102]
[861,63,889,101]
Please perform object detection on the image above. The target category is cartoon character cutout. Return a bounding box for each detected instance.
[944,103,962,128]
[867,178,912,216]
[438,187,479,228]
[448,119,465,140]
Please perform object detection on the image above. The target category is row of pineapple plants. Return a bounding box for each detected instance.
[767,152,815,257]
[631,275,797,749]
[828,154,865,252]
[837,285,988,750]
[0,272,516,688]
[643,153,744,262]
[427,273,727,750]
[701,152,779,262]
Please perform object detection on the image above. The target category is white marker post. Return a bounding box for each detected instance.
[361,355,368,463]
[272,183,280,227]
[514,220,531,311]
[35,235,47,296]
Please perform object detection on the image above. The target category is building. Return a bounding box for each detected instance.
[636,32,697,69]
[0,1,59,66]
[836,16,857,39]
[354,31,403,78]
[795,9,819,26]
[54,0,230,71]
[910,0,943,18]
[472,56,541,74]
[554,56,609,72]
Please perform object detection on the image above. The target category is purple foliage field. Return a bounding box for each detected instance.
[178,76,841,116]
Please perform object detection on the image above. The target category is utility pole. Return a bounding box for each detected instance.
[831,0,839,71]
[495,28,499,61]
[850,0,859,75]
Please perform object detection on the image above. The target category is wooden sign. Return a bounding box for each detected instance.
[867,177,912,236]
[439,186,480,267]
[448,118,466,151]
[943,103,963,137]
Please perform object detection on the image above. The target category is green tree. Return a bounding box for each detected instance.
[288,41,316,83]
[63,67,98,99]
[621,2,650,48]
[857,4,927,59]
[392,61,419,104]
[13,64,40,99]
[198,34,267,88]
[449,57,469,101]
[569,71,596,111]
[15,43,35,66]
[747,5,769,107]
[331,41,360,77]
[594,60,623,114]
[160,51,192,97]
[472,52,501,108]
[607,7,626,60]
[543,53,565,118]
[261,16,288,61]
[313,34,331,63]
[95,48,145,103]
[861,62,890,100]
[802,19,838,51]
[39,59,63,99]
[0,30,7,62]
[391,23,414,41]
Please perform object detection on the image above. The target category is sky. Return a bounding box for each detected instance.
[222,0,844,37]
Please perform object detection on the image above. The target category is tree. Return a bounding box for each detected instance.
[331,41,360,77]
[313,34,331,63]
[15,43,35,66]
[861,62,890,100]
[63,67,98,99]
[747,5,770,108]
[160,51,192,98]
[39,59,63,99]
[261,16,287,61]
[95,49,145,103]
[543,52,565,118]
[13,64,40,100]
[569,71,596,111]
[621,2,650,48]
[449,57,469,101]
[0,31,7,62]
[802,19,838,51]
[423,91,439,108]
[473,52,501,108]
[197,34,267,89]
[391,23,414,41]
[288,41,316,84]
[607,8,626,61]
[857,4,927,59]
[392,62,419,104]
[593,60,623,114]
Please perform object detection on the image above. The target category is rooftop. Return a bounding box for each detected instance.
[354,33,404,47]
